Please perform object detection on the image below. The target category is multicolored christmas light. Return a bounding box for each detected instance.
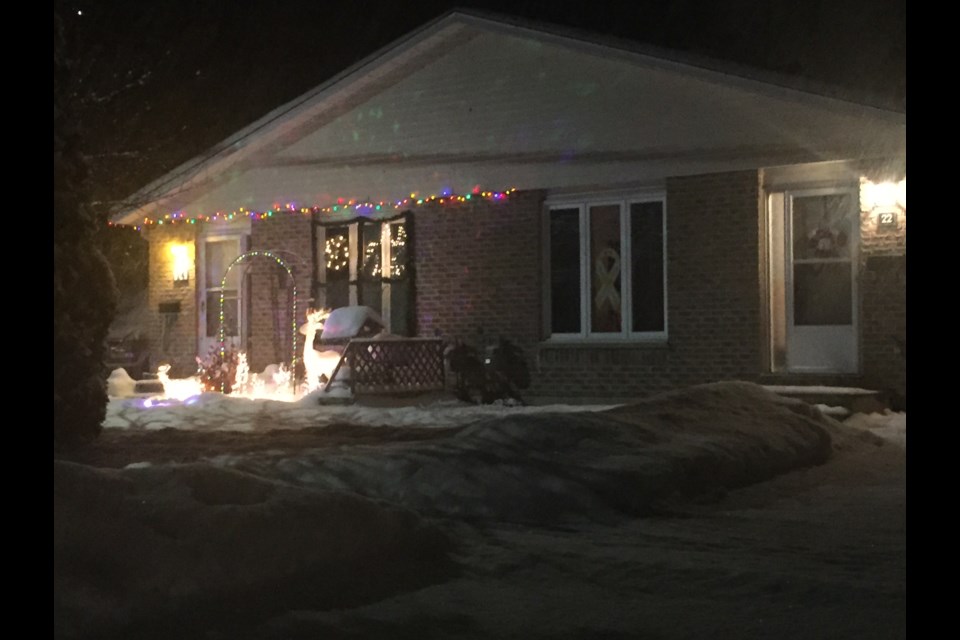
[109,187,517,230]
[218,250,298,393]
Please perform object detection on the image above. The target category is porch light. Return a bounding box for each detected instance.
[860,178,906,212]
[170,243,192,285]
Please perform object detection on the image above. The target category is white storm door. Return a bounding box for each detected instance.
[198,235,244,358]
[785,189,858,373]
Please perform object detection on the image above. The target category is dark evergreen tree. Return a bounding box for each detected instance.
[54,11,118,449]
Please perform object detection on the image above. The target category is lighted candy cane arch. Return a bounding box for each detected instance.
[218,250,298,393]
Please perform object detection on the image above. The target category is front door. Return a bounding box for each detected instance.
[198,233,246,359]
[784,188,859,373]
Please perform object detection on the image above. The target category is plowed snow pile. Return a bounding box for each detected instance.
[55,382,899,640]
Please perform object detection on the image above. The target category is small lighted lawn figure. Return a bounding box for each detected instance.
[300,307,343,392]
[234,351,250,395]
[156,364,203,400]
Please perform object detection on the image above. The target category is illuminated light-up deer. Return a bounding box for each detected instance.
[157,364,203,401]
[301,307,343,392]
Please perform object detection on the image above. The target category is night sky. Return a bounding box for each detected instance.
[56,0,905,212]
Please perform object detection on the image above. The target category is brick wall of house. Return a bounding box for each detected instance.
[858,181,907,401]
[247,214,314,373]
[414,190,546,352]
[143,223,199,377]
[533,170,765,399]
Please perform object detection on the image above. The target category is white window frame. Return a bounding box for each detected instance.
[546,193,668,342]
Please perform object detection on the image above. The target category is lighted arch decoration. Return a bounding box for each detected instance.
[218,250,298,393]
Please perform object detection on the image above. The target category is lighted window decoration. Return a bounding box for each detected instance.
[364,240,382,277]
[170,244,191,284]
[325,234,349,271]
[390,224,407,278]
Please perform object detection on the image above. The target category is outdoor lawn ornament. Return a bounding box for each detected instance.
[446,337,530,405]
[300,307,343,392]
[107,368,137,398]
[273,363,292,390]
[234,352,250,395]
[157,364,203,400]
[196,344,240,394]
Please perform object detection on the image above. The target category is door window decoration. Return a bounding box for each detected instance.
[594,247,621,315]
[590,204,622,333]
[794,193,852,260]
[807,227,848,257]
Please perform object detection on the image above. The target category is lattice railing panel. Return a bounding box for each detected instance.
[340,338,445,394]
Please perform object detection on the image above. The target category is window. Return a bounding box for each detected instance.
[313,214,413,335]
[547,196,666,339]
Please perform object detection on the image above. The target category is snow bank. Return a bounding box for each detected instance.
[844,410,907,449]
[58,383,904,639]
[53,460,453,640]
[103,393,616,432]
[220,382,837,525]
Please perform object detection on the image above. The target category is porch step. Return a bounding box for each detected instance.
[763,385,886,416]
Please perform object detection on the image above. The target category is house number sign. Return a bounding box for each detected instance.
[876,210,898,231]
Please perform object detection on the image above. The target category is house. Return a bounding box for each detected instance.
[112,10,906,402]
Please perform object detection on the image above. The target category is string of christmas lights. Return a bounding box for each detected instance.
[110,187,518,231]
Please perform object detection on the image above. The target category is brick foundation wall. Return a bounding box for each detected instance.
[143,224,199,377]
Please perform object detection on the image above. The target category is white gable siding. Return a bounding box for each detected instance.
[139,27,905,221]
[276,31,900,159]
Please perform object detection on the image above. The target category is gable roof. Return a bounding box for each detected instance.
[114,9,906,225]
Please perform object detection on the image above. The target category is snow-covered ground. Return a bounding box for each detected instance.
[843,409,907,449]
[103,388,905,449]
[103,390,620,432]
[56,382,905,639]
